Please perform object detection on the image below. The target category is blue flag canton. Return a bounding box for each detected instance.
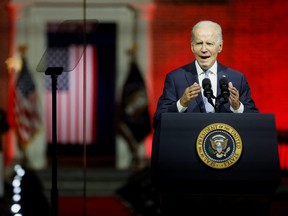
[45,48,69,91]
[17,58,36,97]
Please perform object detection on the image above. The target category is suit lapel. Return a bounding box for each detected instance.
[185,61,206,113]
[217,63,229,98]
[185,62,230,113]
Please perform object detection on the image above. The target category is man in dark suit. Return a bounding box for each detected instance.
[152,21,267,216]
[153,20,259,129]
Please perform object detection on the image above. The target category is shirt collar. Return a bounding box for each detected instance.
[195,60,218,76]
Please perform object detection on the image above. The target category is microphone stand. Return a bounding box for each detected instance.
[215,94,229,113]
[208,97,216,110]
[45,67,63,216]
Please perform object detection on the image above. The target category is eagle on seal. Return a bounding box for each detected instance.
[210,134,229,158]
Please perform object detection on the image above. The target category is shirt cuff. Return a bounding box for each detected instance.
[177,100,188,113]
[230,102,244,113]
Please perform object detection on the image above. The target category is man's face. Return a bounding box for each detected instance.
[191,25,222,70]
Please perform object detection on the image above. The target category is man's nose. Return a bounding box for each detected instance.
[201,44,207,52]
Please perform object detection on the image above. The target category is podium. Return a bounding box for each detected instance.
[151,113,281,216]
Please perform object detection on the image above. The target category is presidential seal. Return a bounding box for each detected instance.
[196,123,242,169]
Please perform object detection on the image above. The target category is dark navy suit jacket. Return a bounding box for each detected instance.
[153,61,259,129]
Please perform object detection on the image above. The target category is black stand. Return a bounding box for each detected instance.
[208,94,229,113]
[45,67,63,216]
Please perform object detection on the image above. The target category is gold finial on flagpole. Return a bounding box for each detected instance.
[18,44,28,57]
[5,44,27,73]
[127,42,137,62]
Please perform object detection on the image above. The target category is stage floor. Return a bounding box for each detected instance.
[1,155,288,216]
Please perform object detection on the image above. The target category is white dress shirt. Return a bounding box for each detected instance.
[177,61,244,113]
[197,61,217,113]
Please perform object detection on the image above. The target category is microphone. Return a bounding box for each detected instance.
[219,77,230,101]
[202,78,214,100]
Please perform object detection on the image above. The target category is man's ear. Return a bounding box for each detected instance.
[218,41,223,53]
[191,43,195,53]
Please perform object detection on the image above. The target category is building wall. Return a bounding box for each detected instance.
[3,0,288,169]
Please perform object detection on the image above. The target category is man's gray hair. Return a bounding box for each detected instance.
[191,20,223,45]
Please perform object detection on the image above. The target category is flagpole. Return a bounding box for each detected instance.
[45,67,63,216]
[82,1,87,216]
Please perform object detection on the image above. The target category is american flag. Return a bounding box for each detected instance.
[14,57,42,148]
[45,45,97,144]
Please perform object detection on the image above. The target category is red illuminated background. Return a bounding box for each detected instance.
[150,0,288,170]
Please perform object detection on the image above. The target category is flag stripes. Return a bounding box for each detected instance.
[45,45,97,144]
[14,58,42,148]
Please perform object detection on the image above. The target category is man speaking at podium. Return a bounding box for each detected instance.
[153,20,259,129]
[152,21,266,216]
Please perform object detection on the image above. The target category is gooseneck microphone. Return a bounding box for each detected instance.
[219,77,230,102]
